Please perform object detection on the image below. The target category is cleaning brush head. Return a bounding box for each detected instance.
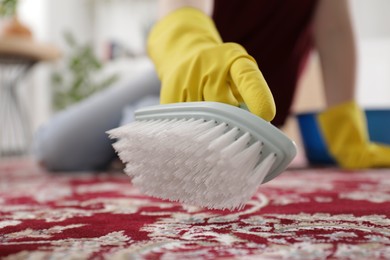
[108,102,296,210]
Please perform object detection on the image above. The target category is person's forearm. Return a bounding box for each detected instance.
[158,0,213,19]
[313,0,357,107]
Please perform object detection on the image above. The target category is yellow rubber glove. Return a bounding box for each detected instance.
[147,8,276,121]
[317,101,390,169]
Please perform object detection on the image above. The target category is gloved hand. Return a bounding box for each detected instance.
[317,101,390,169]
[147,8,276,121]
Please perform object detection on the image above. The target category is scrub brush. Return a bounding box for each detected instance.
[107,102,296,210]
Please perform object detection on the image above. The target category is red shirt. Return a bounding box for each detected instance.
[213,0,319,126]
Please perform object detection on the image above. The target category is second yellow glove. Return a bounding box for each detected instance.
[147,8,276,121]
[317,101,390,169]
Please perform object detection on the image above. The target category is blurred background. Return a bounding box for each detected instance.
[1,0,390,157]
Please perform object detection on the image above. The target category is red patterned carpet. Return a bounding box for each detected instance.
[0,159,389,259]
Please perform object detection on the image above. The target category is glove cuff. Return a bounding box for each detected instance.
[320,100,359,119]
[317,100,370,168]
[147,8,222,71]
[318,100,368,140]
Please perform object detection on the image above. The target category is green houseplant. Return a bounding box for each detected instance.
[52,32,118,110]
[0,0,17,17]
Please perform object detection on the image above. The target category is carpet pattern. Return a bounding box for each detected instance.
[0,159,389,259]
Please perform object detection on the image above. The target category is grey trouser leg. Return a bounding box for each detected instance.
[33,67,160,171]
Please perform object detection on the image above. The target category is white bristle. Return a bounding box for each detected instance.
[231,141,262,169]
[109,118,277,210]
[220,132,251,158]
[208,127,239,151]
[197,123,228,142]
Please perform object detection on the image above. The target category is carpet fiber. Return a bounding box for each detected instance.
[0,159,389,259]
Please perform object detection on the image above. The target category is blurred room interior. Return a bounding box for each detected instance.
[1,2,389,258]
[1,0,390,161]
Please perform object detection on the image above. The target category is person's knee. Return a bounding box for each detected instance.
[32,127,114,172]
[32,129,78,171]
